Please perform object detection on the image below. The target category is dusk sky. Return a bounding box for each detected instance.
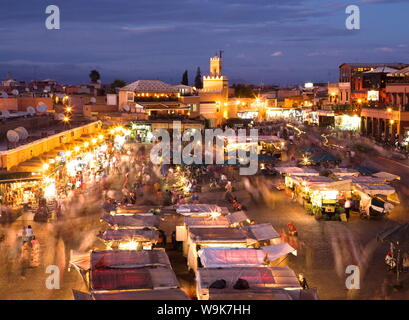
[1,0,408,85]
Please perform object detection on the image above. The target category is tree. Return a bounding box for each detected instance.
[194,67,203,89]
[110,79,126,92]
[181,70,189,86]
[232,84,255,98]
[89,70,101,83]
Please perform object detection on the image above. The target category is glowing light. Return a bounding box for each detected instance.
[63,116,70,122]
[83,142,89,148]
[390,120,395,125]
[100,144,108,152]
[49,159,55,164]
[357,99,362,104]
[66,151,72,157]
[42,163,49,171]
[387,108,392,113]
[55,156,62,162]
[118,241,139,250]
[44,182,57,200]
[66,106,72,112]
[74,146,80,152]
[210,211,221,219]
[91,138,97,144]
[98,134,104,140]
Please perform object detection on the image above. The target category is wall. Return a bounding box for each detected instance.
[0,121,102,171]
[0,98,18,111]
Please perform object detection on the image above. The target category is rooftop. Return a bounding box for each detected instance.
[121,80,178,93]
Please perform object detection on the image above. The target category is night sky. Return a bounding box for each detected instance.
[0,0,408,85]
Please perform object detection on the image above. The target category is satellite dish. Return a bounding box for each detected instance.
[1,91,9,98]
[57,113,65,120]
[15,127,29,140]
[7,130,20,143]
[123,105,130,112]
[2,110,11,118]
[90,97,96,104]
[27,106,36,115]
[11,89,19,96]
[37,104,48,113]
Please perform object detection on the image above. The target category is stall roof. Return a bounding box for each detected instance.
[372,172,400,182]
[226,211,249,224]
[184,215,230,228]
[90,250,171,269]
[310,179,352,192]
[208,288,293,300]
[72,288,190,300]
[244,223,280,241]
[337,176,384,185]
[198,248,267,268]
[262,243,297,261]
[101,214,160,228]
[329,168,360,176]
[100,229,160,242]
[275,167,319,176]
[176,204,222,215]
[91,288,190,300]
[189,227,251,243]
[91,266,178,291]
[197,267,301,289]
[292,175,334,186]
[355,183,396,196]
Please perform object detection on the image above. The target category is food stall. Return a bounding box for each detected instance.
[195,266,301,300]
[307,180,352,218]
[98,228,160,250]
[353,183,399,218]
[197,243,296,270]
[275,167,319,177]
[100,214,161,229]
[329,168,360,178]
[184,227,258,270]
[69,249,179,292]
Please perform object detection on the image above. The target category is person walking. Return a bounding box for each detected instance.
[344,198,352,220]
[298,273,309,290]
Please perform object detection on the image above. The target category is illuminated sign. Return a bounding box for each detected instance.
[367,90,379,101]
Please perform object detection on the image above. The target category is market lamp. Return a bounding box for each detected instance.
[74,146,80,153]
[91,138,97,145]
[98,134,104,141]
[42,163,50,171]
[83,141,90,148]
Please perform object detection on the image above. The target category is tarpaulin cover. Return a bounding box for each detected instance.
[198,248,267,268]
[310,179,352,192]
[91,250,171,269]
[338,176,384,184]
[91,288,190,300]
[356,183,396,196]
[101,214,160,228]
[184,216,230,228]
[245,223,280,241]
[72,289,92,300]
[100,229,160,242]
[91,266,179,291]
[91,268,152,291]
[197,267,301,289]
[329,168,360,176]
[226,211,249,224]
[69,250,91,271]
[373,172,400,182]
[292,176,334,186]
[275,167,319,176]
[177,204,222,215]
[189,227,249,242]
[262,243,296,261]
[208,288,293,300]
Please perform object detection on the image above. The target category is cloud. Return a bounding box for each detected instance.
[271,51,283,57]
[376,47,395,52]
[121,25,176,33]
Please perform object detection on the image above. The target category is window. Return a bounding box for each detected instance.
[127,92,134,102]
